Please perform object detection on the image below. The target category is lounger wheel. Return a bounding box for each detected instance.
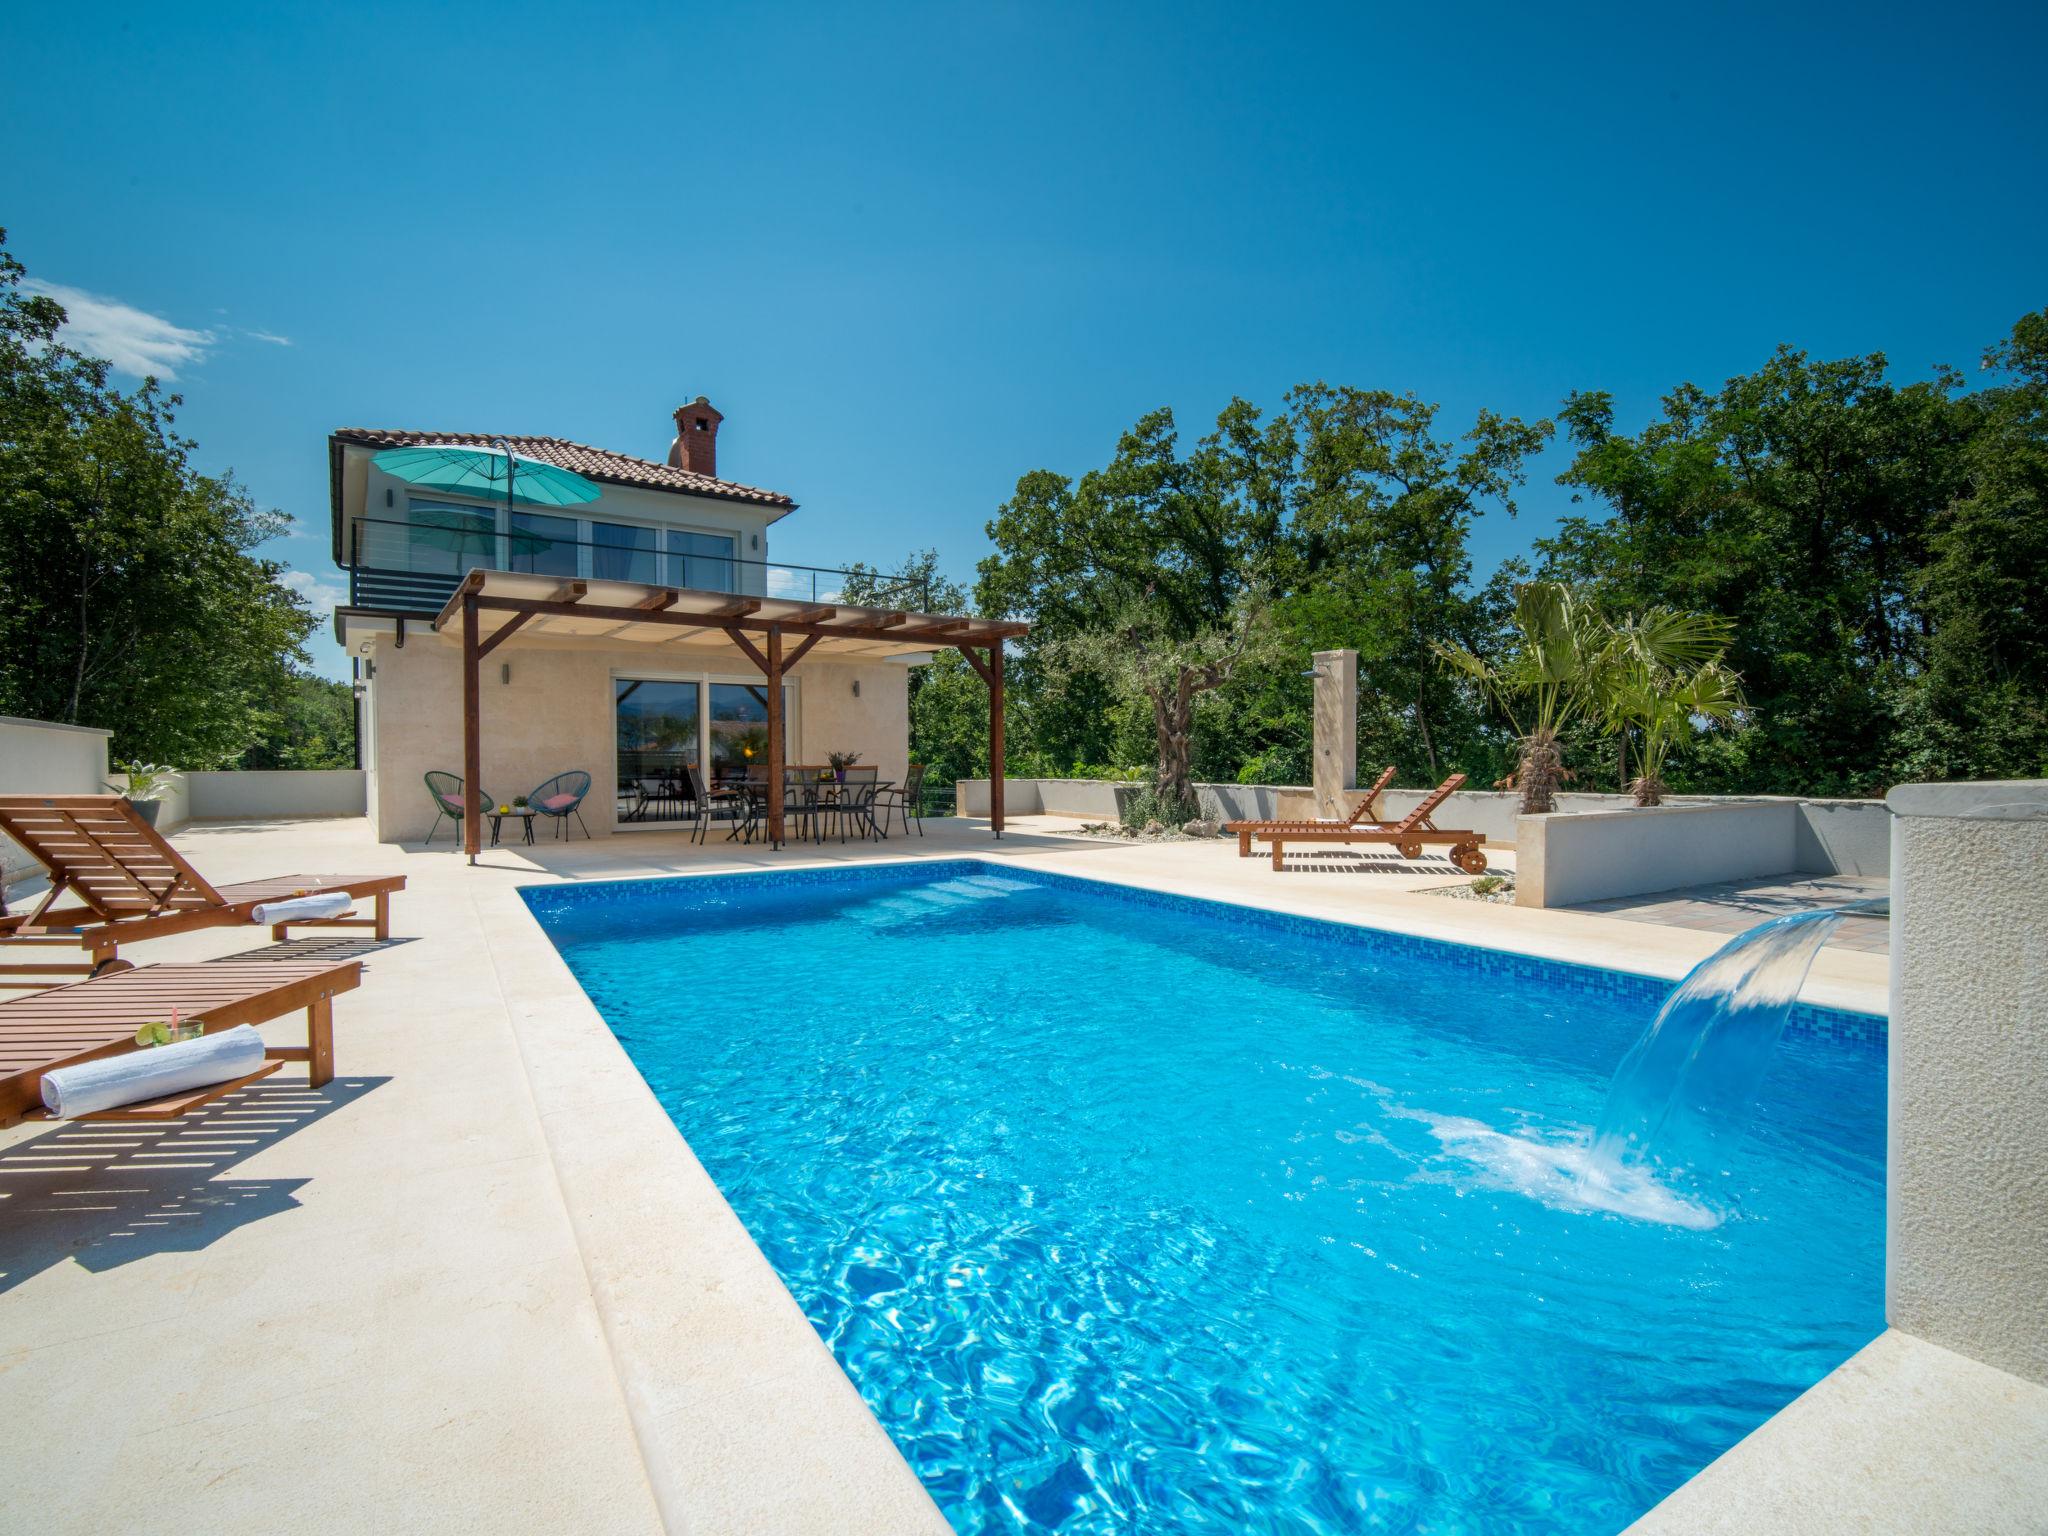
[1450,842,1488,875]
[90,957,135,979]
[1397,839,1424,861]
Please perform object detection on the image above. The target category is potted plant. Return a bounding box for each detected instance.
[107,762,173,828]
[827,750,862,783]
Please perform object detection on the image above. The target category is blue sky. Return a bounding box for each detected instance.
[7,1,2043,679]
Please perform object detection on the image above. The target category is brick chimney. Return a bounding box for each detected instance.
[668,395,723,478]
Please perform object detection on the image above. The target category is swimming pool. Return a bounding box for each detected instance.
[525,860,1885,1536]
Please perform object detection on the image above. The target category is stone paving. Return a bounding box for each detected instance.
[1567,873,1891,954]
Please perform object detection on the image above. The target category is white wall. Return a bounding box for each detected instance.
[0,716,113,888]
[1516,802,1802,907]
[186,770,366,821]
[361,631,911,843]
[1887,779,2048,1385]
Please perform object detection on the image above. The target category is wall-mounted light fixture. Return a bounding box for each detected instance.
[501,663,512,685]
[750,532,760,550]
[851,678,861,698]
[385,488,394,507]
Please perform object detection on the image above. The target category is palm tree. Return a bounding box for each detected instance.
[1434,582,1605,814]
[1595,608,1746,805]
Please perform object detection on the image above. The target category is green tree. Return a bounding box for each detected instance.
[1898,312,2048,778]
[1538,334,1996,794]
[233,672,357,769]
[839,550,988,797]
[0,231,317,766]
[1435,582,1608,813]
[1051,594,1272,820]
[978,389,1549,788]
[1590,607,1746,805]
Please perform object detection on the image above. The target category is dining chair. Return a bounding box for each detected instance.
[824,766,883,843]
[873,763,929,837]
[686,762,741,845]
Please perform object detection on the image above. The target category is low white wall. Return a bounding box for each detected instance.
[953,779,1304,824]
[1377,787,1890,871]
[1887,780,2048,1385]
[1516,801,1805,908]
[185,770,367,821]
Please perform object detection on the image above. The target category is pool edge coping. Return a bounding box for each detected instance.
[471,861,955,1536]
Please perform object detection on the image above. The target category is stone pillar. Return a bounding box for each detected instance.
[1886,779,2048,1385]
[1311,649,1357,820]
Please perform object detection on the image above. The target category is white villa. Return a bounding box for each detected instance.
[328,398,1011,846]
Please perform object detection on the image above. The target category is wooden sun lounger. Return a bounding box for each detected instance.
[0,953,361,1127]
[1224,765,1399,857]
[1231,772,1488,873]
[0,794,403,985]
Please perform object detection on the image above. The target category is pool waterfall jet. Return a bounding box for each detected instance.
[1588,900,1884,1176]
[1427,901,1882,1228]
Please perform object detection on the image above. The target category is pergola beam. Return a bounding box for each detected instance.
[723,627,771,674]
[440,595,1027,645]
[476,611,531,659]
[461,592,481,864]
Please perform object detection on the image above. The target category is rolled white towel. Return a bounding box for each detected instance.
[250,891,352,925]
[41,1025,268,1118]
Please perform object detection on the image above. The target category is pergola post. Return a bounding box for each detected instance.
[461,591,482,865]
[765,624,785,848]
[990,642,1005,839]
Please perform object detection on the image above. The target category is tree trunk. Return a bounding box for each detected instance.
[1518,729,1564,815]
[68,568,90,724]
[1156,686,1196,818]
[1630,773,1667,808]
[1414,677,1440,777]
[1616,733,1628,793]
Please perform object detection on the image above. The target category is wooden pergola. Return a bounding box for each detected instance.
[431,570,1027,862]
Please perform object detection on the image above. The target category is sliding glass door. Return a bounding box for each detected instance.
[615,679,701,825]
[615,675,795,826]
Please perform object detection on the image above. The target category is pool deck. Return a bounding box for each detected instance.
[3,813,2032,1535]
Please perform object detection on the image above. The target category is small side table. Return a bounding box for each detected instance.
[488,808,537,847]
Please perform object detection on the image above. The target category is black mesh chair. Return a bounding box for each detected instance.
[526,771,592,841]
[424,771,496,847]
[872,763,929,837]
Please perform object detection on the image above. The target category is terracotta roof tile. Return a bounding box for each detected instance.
[330,428,796,509]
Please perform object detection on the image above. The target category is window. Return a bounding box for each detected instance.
[591,520,660,583]
[668,529,737,592]
[510,511,580,577]
[708,681,792,784]
[402,501,495,575]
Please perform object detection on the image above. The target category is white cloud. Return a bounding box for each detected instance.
[24,280,216,379]
[241,327,294,347]
[766,566,841,603]
[281,568,348,620]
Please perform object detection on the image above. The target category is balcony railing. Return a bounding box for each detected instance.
[343,516,933,614]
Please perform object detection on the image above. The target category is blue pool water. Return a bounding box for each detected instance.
[525,861,1886,1536]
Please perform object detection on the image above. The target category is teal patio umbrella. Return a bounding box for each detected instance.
[372,440,603,516]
